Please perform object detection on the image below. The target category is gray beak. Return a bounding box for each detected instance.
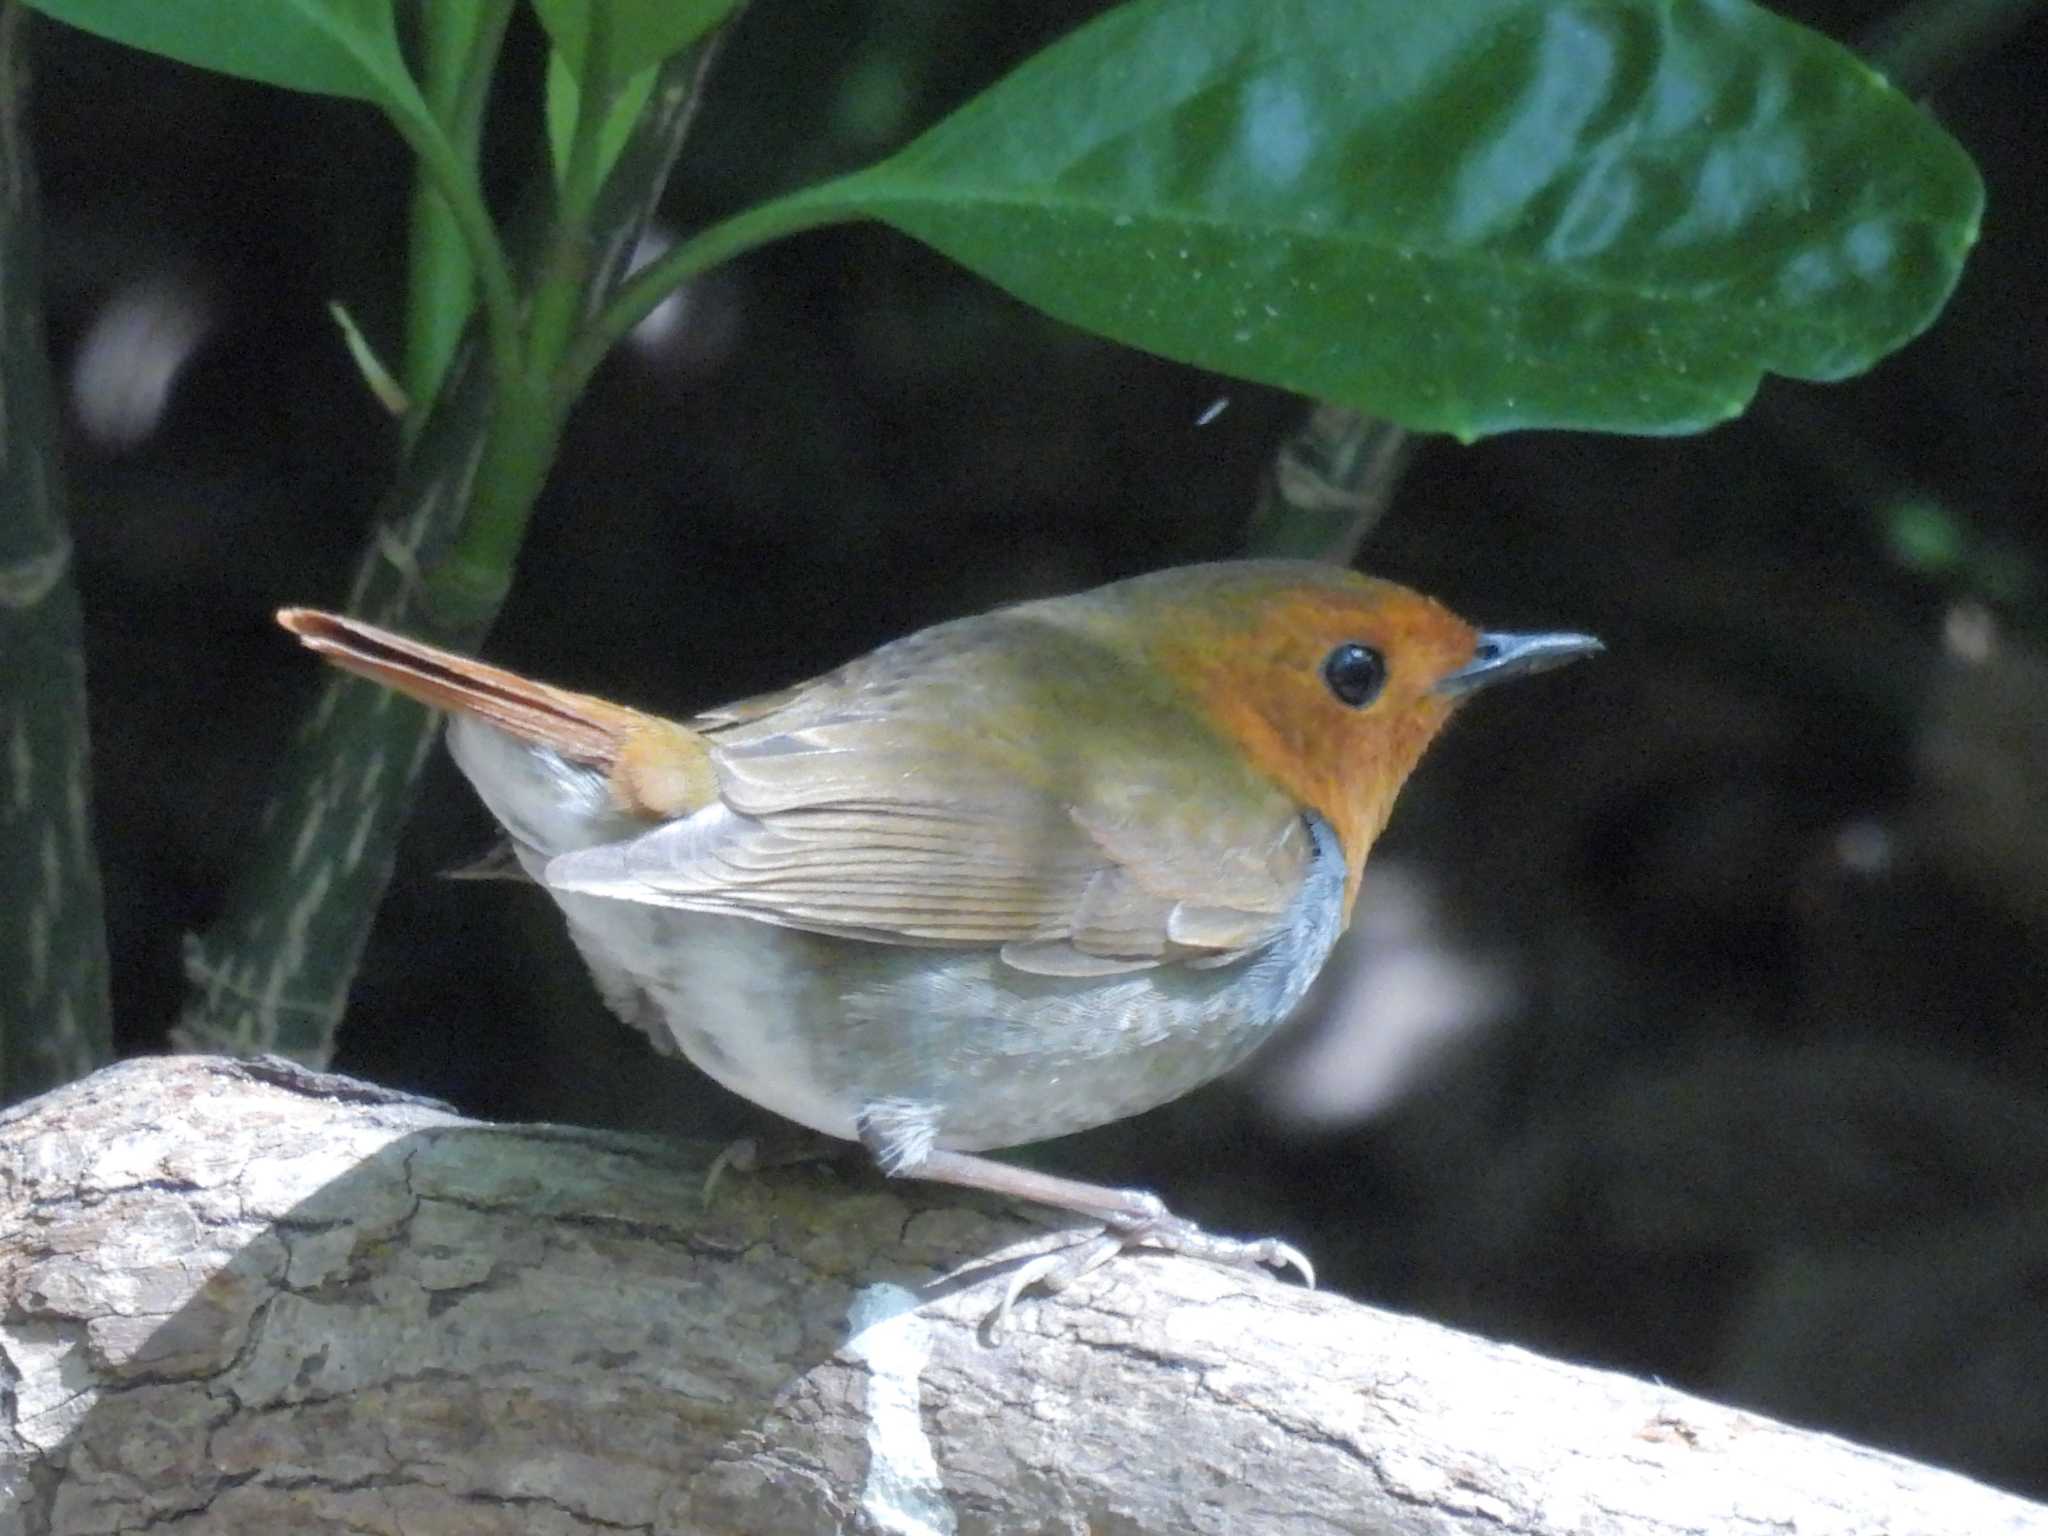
[1434,630,1604,697]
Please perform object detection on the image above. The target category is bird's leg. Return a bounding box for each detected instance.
[857,1120,1314,1330]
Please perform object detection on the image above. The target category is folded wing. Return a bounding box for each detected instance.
[543,611,1315,974]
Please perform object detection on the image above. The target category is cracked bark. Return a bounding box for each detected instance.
[2,1058,2043,1536]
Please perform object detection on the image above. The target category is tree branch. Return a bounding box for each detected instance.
[3,1057,2041,1534]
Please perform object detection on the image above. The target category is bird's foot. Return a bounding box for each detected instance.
[850,1117,1314,1335]
[982,1209,1313,1335]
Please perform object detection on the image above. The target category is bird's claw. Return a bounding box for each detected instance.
[980,1216,1314,1336]
[983,1229,1121,1337]
[703,1129,851,1207]
[1271,1241,1315,1289]
[1162,1228,1315,1289]
[1110,1213,1317,1289]
[701,1136,761,1206]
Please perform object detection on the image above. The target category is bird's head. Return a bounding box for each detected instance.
[1121,561,1600,909]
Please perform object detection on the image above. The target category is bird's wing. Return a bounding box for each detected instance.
[541,613,1315,972]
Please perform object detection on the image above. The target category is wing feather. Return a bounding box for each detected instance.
[543,612,1314,967]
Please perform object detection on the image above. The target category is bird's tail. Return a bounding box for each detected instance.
[277,608,646,765]
[276,609,715,820]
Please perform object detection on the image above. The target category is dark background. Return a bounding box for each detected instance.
[27,0,2048,1499]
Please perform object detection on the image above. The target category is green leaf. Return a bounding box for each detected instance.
[530,0,739,85]
[545,51,658,189]
[24,0,417,108]
[27,0,521,371]
[816,0,1984,438]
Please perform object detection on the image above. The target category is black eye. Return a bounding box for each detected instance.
[1322,642,1387,708]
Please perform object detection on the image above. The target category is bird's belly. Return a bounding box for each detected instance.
[547,892,1335,1153]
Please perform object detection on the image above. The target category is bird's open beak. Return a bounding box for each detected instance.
[1433,630,1604,696]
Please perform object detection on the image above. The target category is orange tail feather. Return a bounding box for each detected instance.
[276,608,650,767]
[280,608,718,818]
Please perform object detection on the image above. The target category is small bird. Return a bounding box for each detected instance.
[281,561,1597,1315]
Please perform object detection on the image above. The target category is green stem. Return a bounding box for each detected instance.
[523,1,617,393]
[384,95,523,399]
[180,38,738,1064]
[555,1,617,233]
[421,374,561,625]
[557,188,857,400]
[401,1,487,433]
[451,0,514,158]
[407,0,515,414]
[429,3,619,624]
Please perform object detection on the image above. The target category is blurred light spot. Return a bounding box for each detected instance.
[626,228,689,350]
[1943,601,1996,665]
[1832,819,1893,878]
[1195,397,1230,426]
[71,274,214,451]
[1255,863,1515,1128]
[622,227,742,375]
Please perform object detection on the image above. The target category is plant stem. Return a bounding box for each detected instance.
[450,0,514,160]
[0,1,113,1101]
[1244,407,1413,563]
[176,39,734,1064]
[553,0,617,235]
[383,88,524,404]
[435,16,741,618]
[420,369,559,625]
[557,187,853,400]
[402,0,486,434]
[427,4,617,626]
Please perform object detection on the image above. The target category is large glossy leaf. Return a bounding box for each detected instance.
[23,0,415,108]
[531,0,739,85]
[809,0,1982,438]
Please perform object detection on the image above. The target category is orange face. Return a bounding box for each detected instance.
[1143,566,1480,909]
